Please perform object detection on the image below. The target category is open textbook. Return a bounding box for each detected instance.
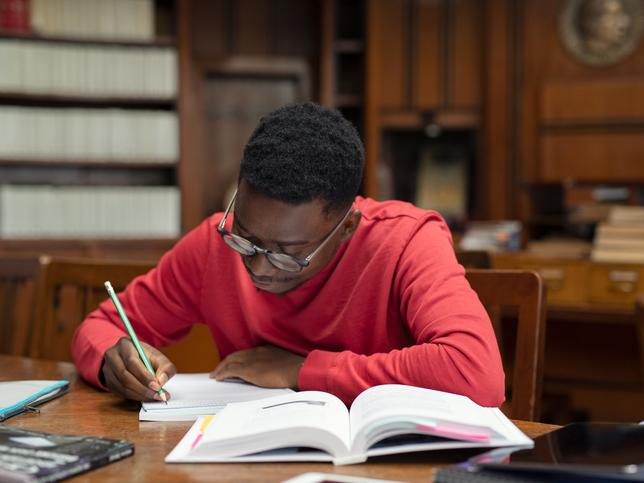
[166,384,533,465]
[140,373,293,421]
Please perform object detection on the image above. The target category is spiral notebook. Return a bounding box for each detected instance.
[140,373,293,421]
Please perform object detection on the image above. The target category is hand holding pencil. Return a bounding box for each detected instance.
[101,281,176,403]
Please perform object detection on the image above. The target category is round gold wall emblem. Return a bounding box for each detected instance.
[559,0,644,66]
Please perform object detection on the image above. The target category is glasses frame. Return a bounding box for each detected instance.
[217,189,353,273]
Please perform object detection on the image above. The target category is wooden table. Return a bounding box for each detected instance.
[2,355,558,482]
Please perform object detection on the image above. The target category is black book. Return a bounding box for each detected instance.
[0,425,134,482]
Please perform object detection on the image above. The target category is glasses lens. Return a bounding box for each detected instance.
[223,234,255,256]
[267,253,304,272]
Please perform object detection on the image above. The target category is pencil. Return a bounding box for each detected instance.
[104,281,168,404]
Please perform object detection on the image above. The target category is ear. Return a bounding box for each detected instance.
[340,210,361,242]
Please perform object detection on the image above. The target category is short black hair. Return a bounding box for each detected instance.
[239,102,364,214]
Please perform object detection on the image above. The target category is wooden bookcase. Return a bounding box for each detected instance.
[0,0,180,259]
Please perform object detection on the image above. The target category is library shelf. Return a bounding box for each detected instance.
[0,158,177,169]
[335,94,362,108]
[0,92,176,109]
[0,31,175,48]
[334,39,364,54]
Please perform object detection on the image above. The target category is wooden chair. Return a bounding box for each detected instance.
[32,258,219,372]
[465,269,547,421]
[0,255,49,356]
[455,250,492,269]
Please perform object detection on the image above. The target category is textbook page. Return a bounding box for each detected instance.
[348,385,533,456]
[166,391,352,463]
[140,373,293,421]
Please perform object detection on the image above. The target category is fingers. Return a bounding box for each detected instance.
[209,348,264,381]
[104,351,159,401]
[208,346,303,389]
[210,358,247,382]
[118,341,156,388]
[103,338,174,401]
[103,362,156,401]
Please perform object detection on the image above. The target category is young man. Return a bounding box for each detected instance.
[71,103,504,407]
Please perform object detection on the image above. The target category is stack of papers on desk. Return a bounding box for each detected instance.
[140,373,293,421]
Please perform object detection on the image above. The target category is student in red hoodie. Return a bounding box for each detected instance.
[71,103,505,407]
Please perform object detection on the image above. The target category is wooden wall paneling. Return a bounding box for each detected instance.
[519,0,644,186]
[190,0,318,59]
[365,0,383,199]
[271,0,318,57]
[482,0,515,219]
[319,0,335,106]
[541,79,644,124]
[179,0,208,233]
[235,0,272,55]
[413,0,442,110]
[518,0,543,185]
[189,0,227,59]
[541,130,644,182]
[374,0,408,109]
[450,0,483,109]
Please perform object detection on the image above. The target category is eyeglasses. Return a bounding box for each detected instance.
[217,189,353,273]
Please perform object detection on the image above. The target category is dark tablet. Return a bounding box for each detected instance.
[463,422,644,481]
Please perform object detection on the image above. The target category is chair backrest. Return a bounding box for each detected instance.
[32,258,219,372]
[465,269,547,421]
[0,255,49,356]
[455,250,492,269]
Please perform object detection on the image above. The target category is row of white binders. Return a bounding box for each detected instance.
[0,185,180,238]
[0,40,177,98]
[0,107,178,162]
[30,0,156,41]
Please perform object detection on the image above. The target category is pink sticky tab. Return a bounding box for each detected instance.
[415,424,490,442]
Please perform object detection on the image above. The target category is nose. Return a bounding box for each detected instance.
[244,253,277,279]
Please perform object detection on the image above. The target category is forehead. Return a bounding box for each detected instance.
[234,182,332,243]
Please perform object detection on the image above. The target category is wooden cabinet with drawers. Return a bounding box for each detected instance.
[588,265,644,307]
[494,253,644,309]
[491,251,644,424]
[494,253,587,306]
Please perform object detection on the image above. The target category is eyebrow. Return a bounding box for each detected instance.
[234,213,312,247]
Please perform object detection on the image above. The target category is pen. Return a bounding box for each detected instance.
[104,281,168,404]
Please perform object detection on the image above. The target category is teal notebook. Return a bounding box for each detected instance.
[0,380,69,422]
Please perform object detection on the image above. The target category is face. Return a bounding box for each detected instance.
[583,0,630,46]
[597,0,630,44]
[230,180,359,294]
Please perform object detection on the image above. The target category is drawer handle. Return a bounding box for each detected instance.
[608,281,636,294]
[538,268,564,291]
[608,270,639,283]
